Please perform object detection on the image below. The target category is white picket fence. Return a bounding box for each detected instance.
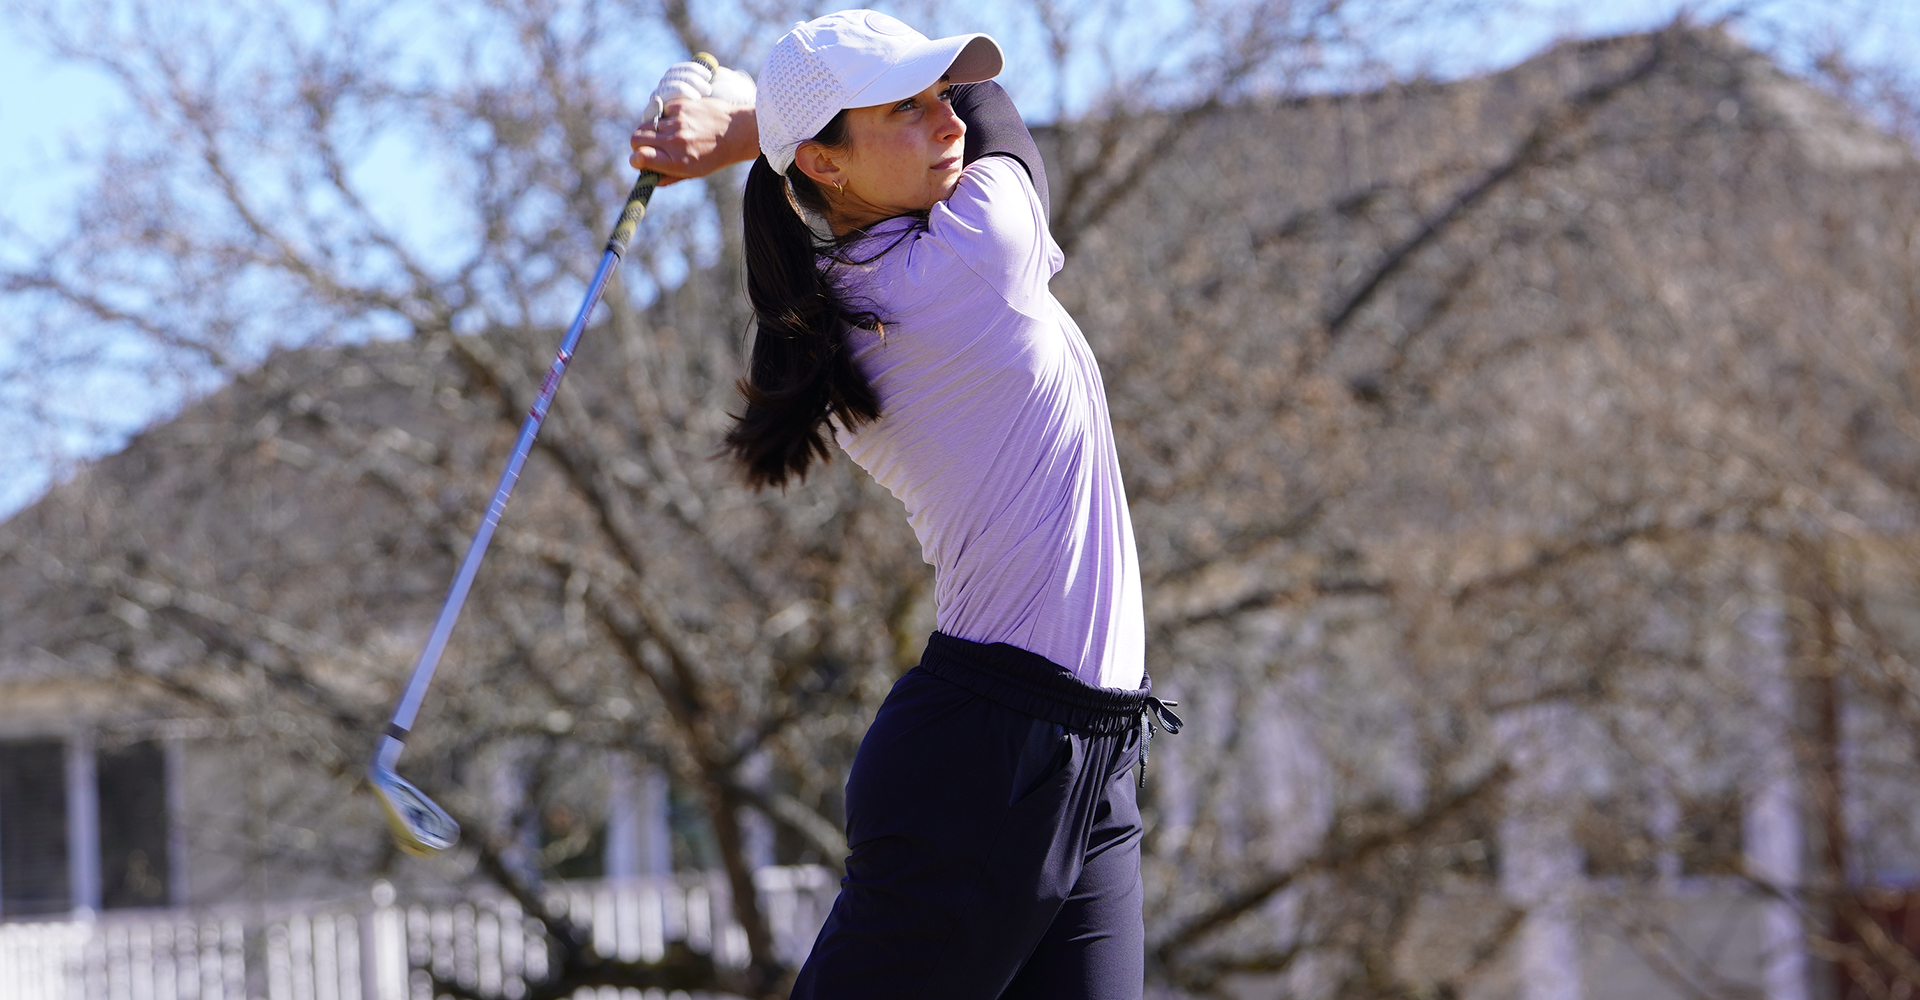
[0,867,839,1000]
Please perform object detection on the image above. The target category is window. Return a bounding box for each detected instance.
[0,739,70,916]
[540,801,606,880]
[1677,790,1743,876]
[1578,793,1660,880]
[1572,788,1745,882]
[98,741,171,909]
[0,735,174,917]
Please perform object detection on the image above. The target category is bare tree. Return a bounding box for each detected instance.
[0,0,1513,996]
[1078,15,1920,997]
[21,0,1920,996]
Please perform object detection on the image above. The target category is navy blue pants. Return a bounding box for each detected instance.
[791,633,1152,1000]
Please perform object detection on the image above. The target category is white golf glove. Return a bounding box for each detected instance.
[644,60,757,125]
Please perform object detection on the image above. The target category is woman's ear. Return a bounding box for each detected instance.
[793,142,844,193]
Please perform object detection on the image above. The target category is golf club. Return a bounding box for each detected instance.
[370,53,722,856]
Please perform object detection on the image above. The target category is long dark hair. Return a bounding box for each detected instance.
[725,111,901,490]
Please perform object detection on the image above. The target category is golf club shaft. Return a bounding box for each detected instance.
[383,168,664,752]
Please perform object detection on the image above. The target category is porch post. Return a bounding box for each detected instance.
[65,730,99,914]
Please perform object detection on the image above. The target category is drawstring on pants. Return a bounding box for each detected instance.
[1139,697,1183,788]
[916,631,1186,788]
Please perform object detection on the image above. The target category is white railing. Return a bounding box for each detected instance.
[0,867,839,1000]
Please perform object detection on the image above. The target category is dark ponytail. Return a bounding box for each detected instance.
[725,114,888,490]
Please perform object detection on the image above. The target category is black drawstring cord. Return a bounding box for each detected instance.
[1138,697,1183,787]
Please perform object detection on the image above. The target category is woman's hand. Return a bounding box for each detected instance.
[629,98,760,184]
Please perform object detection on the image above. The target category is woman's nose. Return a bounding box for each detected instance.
[937,102,965,141]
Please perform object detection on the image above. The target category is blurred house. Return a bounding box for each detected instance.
[5,25,1920,1000]
[0,327,695,913]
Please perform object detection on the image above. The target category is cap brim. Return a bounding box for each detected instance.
[846,33,1003,109]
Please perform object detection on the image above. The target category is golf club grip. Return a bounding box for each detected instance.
[605,172,661,257]
[605,52,722,258]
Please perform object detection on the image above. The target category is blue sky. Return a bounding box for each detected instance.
[0,0,1914,517]
[6,0,1853,242]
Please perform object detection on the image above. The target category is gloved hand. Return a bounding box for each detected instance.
[644,60,757,125]
[631,59,759,183]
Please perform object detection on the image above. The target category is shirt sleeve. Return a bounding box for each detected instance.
[952,82,1051,221]
[927,156,1065,314]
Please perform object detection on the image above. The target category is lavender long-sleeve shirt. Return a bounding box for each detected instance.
[832,155,1144,690]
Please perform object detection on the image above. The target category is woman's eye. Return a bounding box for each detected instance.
[896,99,916,112]
[938,88,954,102]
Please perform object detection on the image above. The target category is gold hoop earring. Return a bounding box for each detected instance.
[834,180,845,195]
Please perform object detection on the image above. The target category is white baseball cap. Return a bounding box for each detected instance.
[757,9,1004,176]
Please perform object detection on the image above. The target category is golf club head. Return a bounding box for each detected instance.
[370,763,460,856]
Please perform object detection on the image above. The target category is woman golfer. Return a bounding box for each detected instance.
[631,10,1178,998]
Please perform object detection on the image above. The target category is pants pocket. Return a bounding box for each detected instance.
[1009,720,1072,806]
